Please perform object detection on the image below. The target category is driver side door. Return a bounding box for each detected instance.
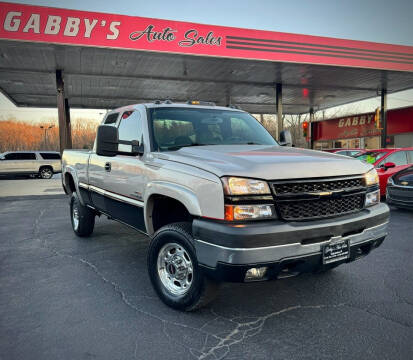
[103,110,147,232]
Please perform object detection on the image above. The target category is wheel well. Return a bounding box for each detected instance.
[39,165,53,172]
[64,173,76,194]
[149,195,192,233]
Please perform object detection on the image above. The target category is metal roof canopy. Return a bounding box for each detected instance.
[0,2,412,116]
[1,40,413,115]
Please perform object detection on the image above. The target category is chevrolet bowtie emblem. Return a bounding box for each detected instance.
[401,181,409,186]
[311,191,333,196]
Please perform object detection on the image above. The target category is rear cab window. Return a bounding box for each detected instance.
[104,113,119,125]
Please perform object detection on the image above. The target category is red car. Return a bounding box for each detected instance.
[354,148,413,196]
[323,148,364,157]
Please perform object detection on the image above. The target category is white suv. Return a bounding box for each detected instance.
[0,151,61,179]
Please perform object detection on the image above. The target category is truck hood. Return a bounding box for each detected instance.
[155,145,372,180]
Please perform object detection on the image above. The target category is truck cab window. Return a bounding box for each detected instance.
[104,113,119,125]
[118,111,143,152]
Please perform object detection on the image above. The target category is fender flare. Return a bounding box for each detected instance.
[144,181,202,235]
[63,167,84,205]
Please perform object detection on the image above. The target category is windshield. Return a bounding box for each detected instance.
[354,151,387,164]
[149,107,278,151]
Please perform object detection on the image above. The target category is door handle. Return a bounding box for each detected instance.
[104,162,111,172]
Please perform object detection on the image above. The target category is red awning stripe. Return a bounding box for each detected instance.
[226,36,413,59]
[226,45,413,65]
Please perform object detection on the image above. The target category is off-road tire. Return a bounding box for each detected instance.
[70,192,95,237]
[147,222,219,311]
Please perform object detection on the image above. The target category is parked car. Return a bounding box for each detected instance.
[0,151,61,179]
[62,101,389,311]
[354,148,413,196]
[323,148,364,157]
[386,166,413,210]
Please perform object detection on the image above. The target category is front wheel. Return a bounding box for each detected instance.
[70,192,95,237]
[147,222,219,311]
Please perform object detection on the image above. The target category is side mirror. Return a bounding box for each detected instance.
[96,125,119,157]
[279,130,293,147]
[383,162,396,170]
[118,139,144,156]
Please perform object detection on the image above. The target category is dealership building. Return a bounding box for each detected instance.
[312,106,413,150]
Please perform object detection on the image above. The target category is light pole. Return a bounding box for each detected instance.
[40,125,54,149]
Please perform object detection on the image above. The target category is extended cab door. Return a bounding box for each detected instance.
[102,110,147,232]
[88,112,120,211]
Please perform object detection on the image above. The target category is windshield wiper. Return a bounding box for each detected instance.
[165,143,213,151]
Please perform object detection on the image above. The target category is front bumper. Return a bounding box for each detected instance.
[386,184,413,209]
[193,203,389,282]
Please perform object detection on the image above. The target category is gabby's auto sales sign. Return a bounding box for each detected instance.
[0,2,225,55]
[1,2,413,71]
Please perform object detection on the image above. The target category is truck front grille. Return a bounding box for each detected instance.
[277,194,364,221]
[272,178,364,195]
[270,176,366,221]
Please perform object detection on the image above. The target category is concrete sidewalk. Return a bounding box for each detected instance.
[0,176,64,198]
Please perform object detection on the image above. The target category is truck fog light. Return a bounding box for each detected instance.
[365,190,380,207]
[245,267,268,281]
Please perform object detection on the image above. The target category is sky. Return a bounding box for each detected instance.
[0,0,412,123]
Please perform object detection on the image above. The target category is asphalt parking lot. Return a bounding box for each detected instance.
[0,182,412,359]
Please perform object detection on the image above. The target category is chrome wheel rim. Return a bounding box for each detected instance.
[72,205,79,231]
[41,169,52,179]
[157,242,193,296]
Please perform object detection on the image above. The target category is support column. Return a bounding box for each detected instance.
[276,83,283,140]
[56,70,67,154]
[65,98,73,149]
[309,107,315,149]
[380,88,388,148]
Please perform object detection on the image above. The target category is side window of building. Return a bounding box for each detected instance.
[104,113,119,125]
[118,111,143,152]
[379,151,408,167]
[40,153,61,160]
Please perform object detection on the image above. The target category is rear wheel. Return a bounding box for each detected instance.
[70,192,95,237]
[147,222,219,311]
[39,167,53,179]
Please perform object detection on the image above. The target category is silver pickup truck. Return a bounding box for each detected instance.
[62,101,389,311]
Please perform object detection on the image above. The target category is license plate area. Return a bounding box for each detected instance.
[322,238,350,264]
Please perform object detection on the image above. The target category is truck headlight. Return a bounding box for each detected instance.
[365,190,380,207]
[225,204,275,221]
[387,176,394,185]
[364,168,379,186]
[222,177,271,195]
